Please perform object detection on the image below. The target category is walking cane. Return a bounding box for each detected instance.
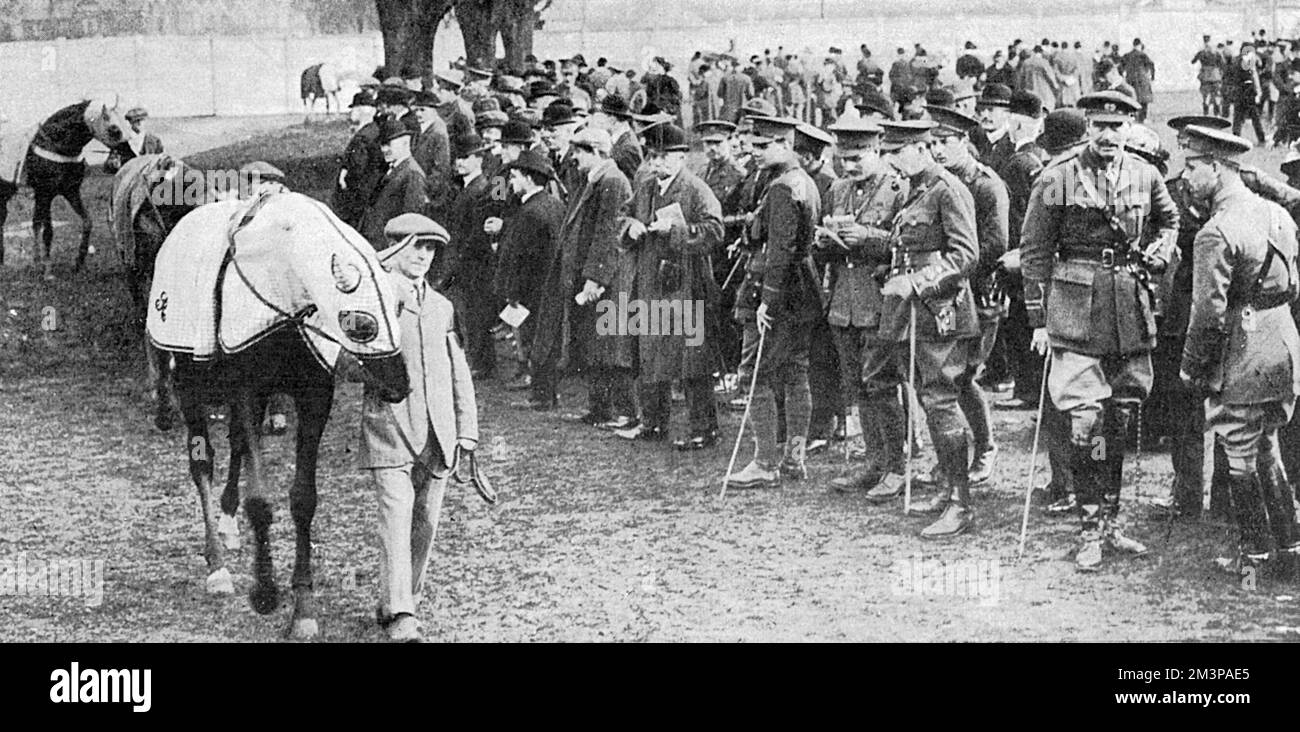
[903,302,917,514]
[1017,345,1053,560]
[720,328,767,500]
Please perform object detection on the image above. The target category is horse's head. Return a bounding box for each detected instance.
[85,94,142,150]
[267,194,410,402]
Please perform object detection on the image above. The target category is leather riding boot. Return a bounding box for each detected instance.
[1260,454,1300,553]
[921,430,974,539]
[861,394,910,501]
[1228,473,1273,559]
[833,403,885,492]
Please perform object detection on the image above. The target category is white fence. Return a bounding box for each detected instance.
[2,2,1299,126]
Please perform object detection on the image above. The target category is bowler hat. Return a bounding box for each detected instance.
[349,91,377,108]
[378,117,412,143]
[411,90,439,108]
[644,123,690,152]
[598,94,633,118]
[499,120,535,145]
[454,132,492,157]
[541,100,579,127]
[1036,108,1087,153]
[855,88,895,119]
[376,85,413,106]
[1009,90,1044,118]
[507,148,556,180]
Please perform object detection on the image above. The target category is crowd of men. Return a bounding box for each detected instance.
[327,34,1300,579]
[1191,29,1300,146]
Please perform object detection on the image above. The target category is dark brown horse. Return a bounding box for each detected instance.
[0,97,137,276]
[148,193,409,639]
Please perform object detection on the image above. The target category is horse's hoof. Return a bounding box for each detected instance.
[217,514,240,550]
[288,617,319,640]
[205,567,234,595]
[249,584,281,615]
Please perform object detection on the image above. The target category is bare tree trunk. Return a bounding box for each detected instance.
[457,0,497,71]
[375,0,454,82]
[497,0,536,71]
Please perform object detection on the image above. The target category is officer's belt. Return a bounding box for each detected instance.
[890,248,945,272]
[1056,246,1143,268]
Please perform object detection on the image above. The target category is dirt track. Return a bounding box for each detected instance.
[3,100,1300,642]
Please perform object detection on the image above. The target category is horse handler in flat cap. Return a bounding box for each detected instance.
[1178,125,1300,577]
[358,213,480,642]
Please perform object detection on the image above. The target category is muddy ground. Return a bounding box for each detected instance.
[2,96,1300,642]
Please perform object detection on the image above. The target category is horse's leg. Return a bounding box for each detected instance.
[0,180,14,266]
[64,186,92,271]
[288,384,328,640]
[218,398,247,551]
[177,371,232,594]
[233,386,279,614]
[31,186,54,277]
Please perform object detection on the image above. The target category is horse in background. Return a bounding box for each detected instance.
[109,153,196,430]
[147,192,409,639]
[301,62,343,117]
[0,96,139,277]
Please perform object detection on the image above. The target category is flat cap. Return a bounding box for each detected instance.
[125,106,149,122]
[927,105,980,137]
[471,97,501,115]
[793,122,835,155]
[694,119,736,142]
[1124,124,1168,167]
[380,213,450,262]
[976,83,1013,109]
[476,110,509,128]
[880,119,936,151]
[1078,90,1141,122]
[1180,124,1252,161]
[571,127,613,155]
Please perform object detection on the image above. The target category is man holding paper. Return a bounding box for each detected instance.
[613,123,725,449]
[494,149,566,409]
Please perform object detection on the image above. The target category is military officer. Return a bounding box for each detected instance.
[912,106,1009,502]
[794,123,843,454]
[1020,91,1180,571]
[821,118,911,497]
[1178,124,1300,576]
[696,119,750,380]
[875,119,981,539]
[723,116,822,488]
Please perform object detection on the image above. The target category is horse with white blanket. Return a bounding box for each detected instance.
[147,191,409,639]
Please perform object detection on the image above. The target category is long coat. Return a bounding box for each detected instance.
[333,122,386,228]
[1182,181,1300,404]
[1018,55,1059,104]
[1121,49,1156,105]
[625,167,724,382]
[412,116,451,178]
[494,188,565,313]
[531,159,633,369]
[359,157,428,251]
[359,279,478,471]
[611,130,644,185]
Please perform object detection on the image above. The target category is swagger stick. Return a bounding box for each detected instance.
[904,302,917,514]
[720,328,766,500]
[1018,346,1053,560]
